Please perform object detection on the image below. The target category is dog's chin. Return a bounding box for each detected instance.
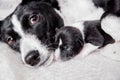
[23,53,55,68]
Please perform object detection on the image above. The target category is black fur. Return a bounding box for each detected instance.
[0,21,3,34]
[93,0,120,16]
[0,21,3,40]
[21,0,60,10]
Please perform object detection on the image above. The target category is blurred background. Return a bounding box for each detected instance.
[0,0,20,20]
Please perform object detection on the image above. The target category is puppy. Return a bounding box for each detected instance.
[54,26,84,61]
[54,20,115,61]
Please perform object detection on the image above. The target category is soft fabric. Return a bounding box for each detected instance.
[0,0,120,80]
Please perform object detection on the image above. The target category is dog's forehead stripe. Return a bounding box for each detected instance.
[11,15,24,37]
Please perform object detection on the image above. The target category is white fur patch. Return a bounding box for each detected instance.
[11,15,24,37]
[54,39,62,61]
[59,39,62,46]
[101,15,120,41]
[54,47,61,61]
[80,43,99,58]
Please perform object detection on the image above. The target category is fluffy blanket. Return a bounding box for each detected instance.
[0,0,120,80]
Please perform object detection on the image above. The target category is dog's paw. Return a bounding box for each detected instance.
[54,26,84,61]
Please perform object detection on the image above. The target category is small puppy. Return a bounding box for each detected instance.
[54,26,84,61]
[54,20,115,61]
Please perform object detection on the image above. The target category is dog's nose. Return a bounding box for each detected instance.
[25,50,40,66]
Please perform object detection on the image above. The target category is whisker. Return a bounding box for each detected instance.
[49,47,57,50]
[47,43,59,47]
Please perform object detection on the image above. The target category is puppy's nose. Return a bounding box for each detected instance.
[25,50,40,66]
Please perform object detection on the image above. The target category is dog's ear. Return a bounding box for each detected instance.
[0,21,3,30]
[0,21,3,40]
[21,0,60,10]
[21,0,39,4]
[42,0,60,10]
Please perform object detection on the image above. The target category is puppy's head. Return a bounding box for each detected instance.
[55,27,84,61]
[0,0,64,67]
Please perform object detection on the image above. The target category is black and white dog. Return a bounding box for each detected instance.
[0,0,64,67]
[0,0,119,68]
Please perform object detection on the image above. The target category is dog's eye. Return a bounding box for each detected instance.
[7,36,14,45]
[29,14,39,25]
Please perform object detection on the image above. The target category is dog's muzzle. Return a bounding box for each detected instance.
[20,35,53,67]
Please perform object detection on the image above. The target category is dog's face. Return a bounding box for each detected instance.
[0,0,64,67]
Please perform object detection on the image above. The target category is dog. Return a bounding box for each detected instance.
[0,0,120,68]
[0,0,64,67]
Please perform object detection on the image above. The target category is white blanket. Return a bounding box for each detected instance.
[0,0,120,80]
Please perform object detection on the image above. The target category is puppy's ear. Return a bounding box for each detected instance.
[21,0,60,10]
